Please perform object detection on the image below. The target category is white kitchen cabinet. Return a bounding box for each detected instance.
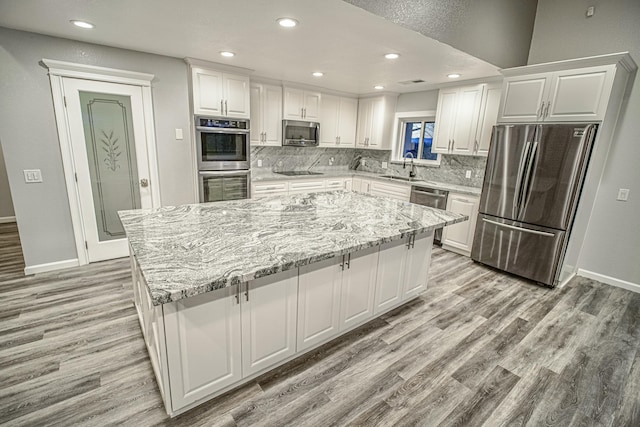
[356,95,397,149]
[163,286,242,410]
[320,95,358,147]
[432,88,458,153]
[297,257,342,352]
[373,238,409,314]
[476,84,501,156]
[325,178,351,191]
[433,84,484,155]
[339,246,379,331]
[288,179,325,195]
[369,180,411,201]
[441,193,480,256]
[241,270,298,376]
[403,233,432,299]
[283,87,321,121]
[352,177,372,194]
[250,83,282,146]
[252,181,289,197]
[498,65,616,123]
[191,67,250,118]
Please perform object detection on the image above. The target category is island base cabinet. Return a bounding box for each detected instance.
[339,246,379,331]
[374,239,407,314]
[163,287,242,411]
[403,233,433,299]
[241,270,298,376]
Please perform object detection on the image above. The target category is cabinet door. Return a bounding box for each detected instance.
[251,181,289,197]
[263,84,283,146]
[303,91,322,120]
[340,246,379,331]
[297,258,342,352]
[192,68,223,116]
[476,84,501,156]
[249,84,263,145]
[499,74,549,123]
[164,287,242,410]
[320,94,340,146]
[344,179,353,191]
[374,238,408,314]
[451,85,484,155]
[338,97,358,147]
[241,269,298,377]
[442,194,480,255]
[545,65,615,122]
[369,180,411,201]
[223,73,250,118]
[325,178,346,191]
[284,88,304,119]
[367,97,385,148]
[433,88,458,153]
[403,232,433,299]
[288,180,325,195]
[356,98,372,147]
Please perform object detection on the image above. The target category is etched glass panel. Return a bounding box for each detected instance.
[79,91,141,242]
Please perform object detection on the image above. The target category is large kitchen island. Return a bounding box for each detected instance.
[119,190,466,416]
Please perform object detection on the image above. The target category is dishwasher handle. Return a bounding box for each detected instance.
[411,189,447,198]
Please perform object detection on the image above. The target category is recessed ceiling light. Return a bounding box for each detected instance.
[70,20,94,29]
[448,73,461,79]
[220,51,235,57]
[277,18,298,28]
[374,85,385,90]
[384,53,400,59]
[312,72,324,77]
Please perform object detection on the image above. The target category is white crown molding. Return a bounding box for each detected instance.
[500,52,637,77]
[41,59,155,86]
[184,57,254,75]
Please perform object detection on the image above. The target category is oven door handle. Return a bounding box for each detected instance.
[196,126,250,134]
[199,170,250,177]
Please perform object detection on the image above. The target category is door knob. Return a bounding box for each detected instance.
[140,178,149,187]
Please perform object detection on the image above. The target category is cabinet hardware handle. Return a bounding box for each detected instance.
[225,100,228,116]
[474,139,479,154]
[346,253,351,269]
[221,99,224,115]
[406,235,412,249]
[245,282,249,301]
[544,102,551,118]
[340,255,346,271]
[235,284,240,304]
[537,102,543,118]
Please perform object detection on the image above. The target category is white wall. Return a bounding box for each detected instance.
[395,90,438,112]
[529,0,640,285]
[344,0,538,68]
[0,27,195,269]
[0,141,15,220]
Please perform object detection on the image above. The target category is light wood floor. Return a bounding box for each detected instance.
[0,226,639,426]
[0,222,24,281]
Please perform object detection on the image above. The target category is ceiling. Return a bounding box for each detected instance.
[0,0,501,95]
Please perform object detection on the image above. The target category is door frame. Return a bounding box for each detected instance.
[43,59,161,265]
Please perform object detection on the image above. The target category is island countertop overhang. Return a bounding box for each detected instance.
[119,191,467,306]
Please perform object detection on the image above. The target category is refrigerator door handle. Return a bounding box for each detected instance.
[518,140,540,219]
[481,218,556,237]
[513,140,532,218]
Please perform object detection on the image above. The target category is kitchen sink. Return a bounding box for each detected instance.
[275,171,324,176]
[380,175,417,182]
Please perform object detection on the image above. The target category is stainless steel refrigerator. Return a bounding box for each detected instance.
[471,123,597,287]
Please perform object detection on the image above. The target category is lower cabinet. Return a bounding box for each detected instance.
[352,177,372,194]
[134,231,434,416]
[441,193,480,256]
[369,180,411,201]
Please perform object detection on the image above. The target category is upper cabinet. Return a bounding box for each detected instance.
[250,83,282,146]
[433,83,500,156]
[283,87,321,121]
[320,95,358,147]
[498,65,616,123]
[191,67,250,118]
[356,95,397,150]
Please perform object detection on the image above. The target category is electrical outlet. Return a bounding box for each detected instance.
[617,188,630,201]
[175,128,184,140]
[465,170,472,179]
[586,6,595,17]
[382,161,388,169]
[329,156,334,166]
[23,169,43,183]
[257,159,263,167]
[361,159,366,166]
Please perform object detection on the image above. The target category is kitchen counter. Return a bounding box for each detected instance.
[119,191,466,306]
[252,169,482,196]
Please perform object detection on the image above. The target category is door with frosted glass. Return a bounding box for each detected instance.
[62,78,154,262]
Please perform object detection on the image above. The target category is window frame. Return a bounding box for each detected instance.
[391,110,441,166]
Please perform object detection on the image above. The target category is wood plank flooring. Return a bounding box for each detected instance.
[1,228,639,426]
[0,222,25,281]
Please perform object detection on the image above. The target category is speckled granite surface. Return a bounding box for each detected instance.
[119,191,466,306]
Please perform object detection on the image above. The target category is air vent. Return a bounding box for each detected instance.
[398,79,426,85]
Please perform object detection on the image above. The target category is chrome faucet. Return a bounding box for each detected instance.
[403,152,417,178]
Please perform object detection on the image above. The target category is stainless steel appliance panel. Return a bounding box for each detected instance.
[516,124,596,230]
[478,125,536,222]
[196,117,250,170]
[282,120,319,146]
[471,213,565,286]
[199,170,250,203]
[410,186,449,244]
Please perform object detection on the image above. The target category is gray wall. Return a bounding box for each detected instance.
[0,142,15,219]
[343,0,538,68]
[0,27,194,268]
[529,0,640,284]
[395,90,438,112]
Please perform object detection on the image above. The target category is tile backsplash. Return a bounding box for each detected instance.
[251,146,486,188]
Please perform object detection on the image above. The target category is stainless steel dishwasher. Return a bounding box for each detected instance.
[410,186,449,245]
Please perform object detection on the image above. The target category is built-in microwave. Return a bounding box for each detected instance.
[282,120,319,147]
[195,116,250,170]
[199,170,251,203]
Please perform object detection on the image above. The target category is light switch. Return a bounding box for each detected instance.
[257,159,263,167]
[382,162,388,169]
[361,159,367,166]
[175,128,184,140]
[617,188,629,201]
[23,169,43,183]
[465,170,472,179]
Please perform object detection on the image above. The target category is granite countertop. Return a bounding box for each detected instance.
[119,191,467,306]
[252,169,482,196]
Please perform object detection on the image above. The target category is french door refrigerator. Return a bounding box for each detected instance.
[471,123,597,287]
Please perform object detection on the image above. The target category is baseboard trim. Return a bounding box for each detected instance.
[24,258,80,275]
[577,269,640,294]
[0,216,16,224]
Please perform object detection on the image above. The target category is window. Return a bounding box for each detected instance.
[393,111,440,165]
